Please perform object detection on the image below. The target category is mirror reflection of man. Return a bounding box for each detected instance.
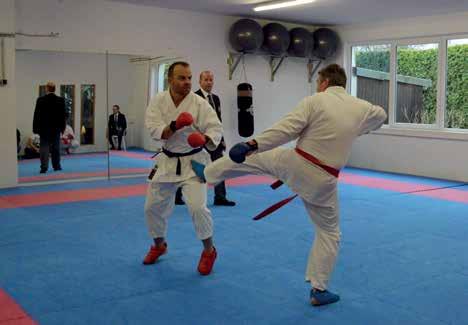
[175,71,235,206]
[108,104,127,150]
[32,82,66,173]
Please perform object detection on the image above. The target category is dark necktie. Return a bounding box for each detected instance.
[207,94,214,108]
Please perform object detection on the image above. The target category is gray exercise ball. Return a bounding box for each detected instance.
[288,28,314,58]
[262,23,290,56]
[229,19,264,53]
[312,28,339,59]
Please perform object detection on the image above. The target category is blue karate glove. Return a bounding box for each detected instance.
[229,140,258,163]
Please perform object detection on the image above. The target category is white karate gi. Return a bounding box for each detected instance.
[61,125,79,153]
[205,86,387,289]
[145,91,222,240]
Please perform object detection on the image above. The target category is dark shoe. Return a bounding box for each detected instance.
[214,198,236,206]
[310,289,340,306]
[54,167,62,171]
[40,169,47,174]
[175,197,185,205]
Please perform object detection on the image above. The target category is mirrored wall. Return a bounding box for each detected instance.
[15,50,173,185]
[107,56,177,178]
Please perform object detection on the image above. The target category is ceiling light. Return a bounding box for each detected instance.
[253,0,316,12]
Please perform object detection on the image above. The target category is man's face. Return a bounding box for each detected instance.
[112,106,119,114]
[169,65,192,96]
[316,75,329,93]
[199,72,214,93]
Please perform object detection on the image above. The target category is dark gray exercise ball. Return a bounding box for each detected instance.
[312,28,339,59]
[288,27,314,57]
[262,23,290,56]
[229,19,264,53]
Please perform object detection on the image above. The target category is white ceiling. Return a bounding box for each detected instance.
[109,0,468,25]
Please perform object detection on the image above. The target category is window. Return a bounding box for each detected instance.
[149,61,173,100]
[349,35,468,131]
[38,85,47,97]
[60,85,75,130]
[446,38,468,129]
[396,43,438,125]
[80,84,95,145]
[158,62,171,92]
[351,45,390,123]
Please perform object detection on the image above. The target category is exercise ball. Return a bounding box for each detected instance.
[312,28,339,59]
[288,28,314,58]
[229,19,264,53]
[262,23,290,56]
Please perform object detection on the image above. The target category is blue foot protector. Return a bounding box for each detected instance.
[310,289,340,306]
[191,160,206,183]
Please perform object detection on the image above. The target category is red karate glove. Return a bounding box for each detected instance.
[187,132,207,148]
[173,112,194,131]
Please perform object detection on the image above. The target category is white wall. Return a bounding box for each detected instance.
[125,60,152,149]
[0,0,18,188]
[4,0,466,188]
[15,50,134,153]
[14,0,319,151]
[336,11,468,182]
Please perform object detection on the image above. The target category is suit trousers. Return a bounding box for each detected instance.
[40,133,61,170]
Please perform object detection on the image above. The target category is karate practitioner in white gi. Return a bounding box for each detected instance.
[200,64,387,304]
[143,61,223,275]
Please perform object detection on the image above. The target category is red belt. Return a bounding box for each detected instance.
[294,148,340,178]
[254,148,339,221]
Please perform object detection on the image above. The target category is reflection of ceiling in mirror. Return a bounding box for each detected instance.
[129,56,165,63]
[108,0,468,25]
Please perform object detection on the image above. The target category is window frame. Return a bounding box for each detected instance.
[148,57,184,102]
[345,33,468,139]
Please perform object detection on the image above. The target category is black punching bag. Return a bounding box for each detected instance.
[237,83,254,137]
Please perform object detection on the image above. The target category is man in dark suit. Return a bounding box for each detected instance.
[175,71,235,206]
[108,104,127,150]
[33,82,67,173]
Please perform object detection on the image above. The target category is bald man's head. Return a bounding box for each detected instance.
[199,71,214,93]
[45,82,56,93]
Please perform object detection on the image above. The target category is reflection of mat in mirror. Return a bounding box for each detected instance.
[18,149,153,183]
